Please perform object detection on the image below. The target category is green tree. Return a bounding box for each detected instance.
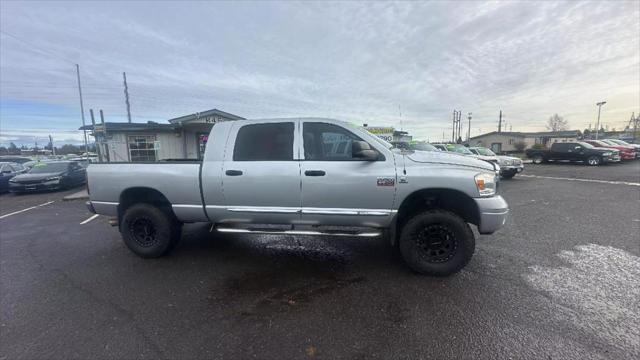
[57,144,80,155]
[514,141,526,152]
[8,142,18,154]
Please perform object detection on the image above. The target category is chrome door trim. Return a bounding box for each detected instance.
[206,205,394,216]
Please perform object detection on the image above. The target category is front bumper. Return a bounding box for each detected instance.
[500,164,524,174]
[621,153,636,160]
[9,181,61,193]
[475,195,509,234]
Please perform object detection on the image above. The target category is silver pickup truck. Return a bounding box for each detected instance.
[86,118,508,276]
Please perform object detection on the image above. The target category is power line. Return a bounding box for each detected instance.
[0,30,76,65]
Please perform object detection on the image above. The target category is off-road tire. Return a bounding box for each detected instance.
[399,209,475,276]
[120,203,182,258]
[501,171,517,179]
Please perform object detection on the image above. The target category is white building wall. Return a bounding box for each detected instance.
[155,132,184,160]
[106,133,130,162]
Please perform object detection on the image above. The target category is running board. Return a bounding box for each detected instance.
[215,226,381,237]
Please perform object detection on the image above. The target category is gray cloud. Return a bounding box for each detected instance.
[0,0,638,142]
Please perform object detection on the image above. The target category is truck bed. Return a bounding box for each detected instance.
[87,162,208,222]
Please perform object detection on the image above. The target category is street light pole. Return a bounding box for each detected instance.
[595,101,606,140]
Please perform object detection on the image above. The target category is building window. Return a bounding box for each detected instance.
[508,138,514,145]
[128,135,157,162]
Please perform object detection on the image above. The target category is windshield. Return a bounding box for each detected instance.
[591,140,610,147]
[28,162,68,173]
[473,147,496,156]
[446,144,473,155]
[610,139,630,145]
[578,142,595,149]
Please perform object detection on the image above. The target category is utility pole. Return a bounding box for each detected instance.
[76,64,89,159]
[452,110,457,142]
[631,112,637,142]
[498,110,503,133]
[100,109,109,162]
[398,105,402,132]
[123,72,132,123]
[90,109,102,162]
[467,113,472,142]
[49,135,55,155]
[595,101,606,140]
[457,111,462,143]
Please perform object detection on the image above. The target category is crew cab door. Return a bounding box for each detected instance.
[218,121,302,224]
[299,121,396,227]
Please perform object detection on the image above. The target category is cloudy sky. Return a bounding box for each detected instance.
[1,1,638,146]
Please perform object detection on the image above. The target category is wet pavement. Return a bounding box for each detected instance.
[0,163,639,359]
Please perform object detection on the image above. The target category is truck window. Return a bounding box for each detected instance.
[303,122,366,160]
[233,122,294,161]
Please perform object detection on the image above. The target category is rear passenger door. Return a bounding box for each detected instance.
[220,121,301,224]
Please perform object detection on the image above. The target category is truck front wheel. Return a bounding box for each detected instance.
[120,203,182,258]
[399,210,475,276]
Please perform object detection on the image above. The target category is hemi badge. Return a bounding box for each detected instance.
[377,177,395,186]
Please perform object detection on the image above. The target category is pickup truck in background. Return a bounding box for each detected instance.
[86,118,509,276]
[468,147,524,179]
[525,141,618,165]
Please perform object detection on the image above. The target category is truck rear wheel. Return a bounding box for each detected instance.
[532,155,544,164]
[587,156,601,166]
[120,203,182,258]
[399,210,475,276]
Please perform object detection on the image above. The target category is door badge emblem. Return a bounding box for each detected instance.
[377,177,395,186]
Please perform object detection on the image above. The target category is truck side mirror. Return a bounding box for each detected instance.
[352,141,378,161]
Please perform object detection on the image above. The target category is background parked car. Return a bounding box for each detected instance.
[583,140,635,161]
[9,161,86,193]
[0,156,32,164]
[407,142,440,152]
[469,147,524,179]
[526,142,617,165]
[0,162,27,193]
[604,139,640,157]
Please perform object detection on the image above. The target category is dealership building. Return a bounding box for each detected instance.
[79,108,245,162]
[80,110,416,162]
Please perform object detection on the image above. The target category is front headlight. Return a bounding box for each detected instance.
[475,173,497,197]
[9,178,18,183]
[603,152,612,156]
[45,176,61,181]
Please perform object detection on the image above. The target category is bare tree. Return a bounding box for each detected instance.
[546,114,569,132]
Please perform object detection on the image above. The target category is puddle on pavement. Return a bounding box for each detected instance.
[213,242,366,317]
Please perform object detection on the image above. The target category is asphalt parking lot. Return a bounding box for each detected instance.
[1,162,639,359]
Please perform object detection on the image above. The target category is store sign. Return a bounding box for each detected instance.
[365,127,394,142]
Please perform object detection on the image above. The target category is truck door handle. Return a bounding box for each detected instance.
[305,170,325,176]
[225,170,243,176]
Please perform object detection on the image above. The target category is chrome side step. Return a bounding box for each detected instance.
[215,226,381,237]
